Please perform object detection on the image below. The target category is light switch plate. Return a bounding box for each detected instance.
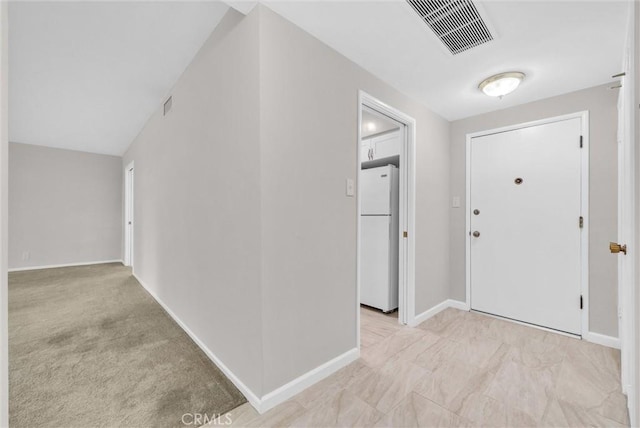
[452,196,461,208]
[346,178,355,197]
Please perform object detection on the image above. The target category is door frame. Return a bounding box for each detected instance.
[357,90,416,341]
[465,111,590,337]
[124,161,135,268]
[618,3,637,422]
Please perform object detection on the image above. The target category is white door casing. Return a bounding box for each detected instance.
[356,91,417,343]
[617,7,636,422]
[467,113,588,336]
[124,162,134,268]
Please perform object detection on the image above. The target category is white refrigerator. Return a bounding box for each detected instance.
[360,165,399,313]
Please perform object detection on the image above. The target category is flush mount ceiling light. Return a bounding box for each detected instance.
[478,71,525,98]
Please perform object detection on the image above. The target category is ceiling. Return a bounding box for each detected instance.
[362,108,400,138]
[9,1,230,156]
[264,0,630,121]
[9,1,631,156]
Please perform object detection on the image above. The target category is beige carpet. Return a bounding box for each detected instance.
[9,263,246,428]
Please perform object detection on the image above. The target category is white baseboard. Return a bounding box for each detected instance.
[258,348,359,414]
[133,273,361,415]
[627,387,636,428]
[410,299,469,327]
[132,274,262,410]
[448,299,470,311]
[583,331,621,349]
[8,259,123,272]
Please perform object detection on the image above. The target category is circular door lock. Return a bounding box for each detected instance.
[473,209,480,215]
[514,177,524,185]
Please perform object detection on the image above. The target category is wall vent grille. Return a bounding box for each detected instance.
[407,0,493,55]
[163,96,172,116]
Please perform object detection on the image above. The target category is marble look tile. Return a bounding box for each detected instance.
[293,361,370,409]
[361,307,398,322]
[245,400,306,428]
[556,362,629,426]
[360,318,402,339]
[597,389,630,426]
[361,307,400,325]
[445,313,494,343]
[219,403,260,427]
[375,392,469,428]
[360,327,426,368]
[491,339,565,371]
[235,308,628,428]
[484,360,558,422]
[413,335,501,372]
[289,389,384,428]
[413,358,494,414]
[458,335,504,368]
[542,397,627,428]
[348,359,429,414]
[556,341,622,415]
[360,327,386,349]
[485,318,548,346]
[542,331,578,349]
[418,308,465,336]
[456,392,537,427]
[566,339,621,379]
[516,338,566,369]
[485,343,512,374]
[387,330,441,365]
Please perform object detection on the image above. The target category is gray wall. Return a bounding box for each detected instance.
[449,83,619,337]
[258,5,450,393]
[8,143,122,270]
[122,9,265,395]
[1,1,8,423]
[123,5,450,398]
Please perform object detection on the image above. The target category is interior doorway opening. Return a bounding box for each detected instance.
[357,91,416,350]
[124,162,134,268]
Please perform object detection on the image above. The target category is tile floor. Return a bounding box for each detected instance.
[217,307,629,427]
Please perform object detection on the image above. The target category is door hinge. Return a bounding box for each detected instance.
[403,231,408,238]
[579,216,584,228]
[580,295,583,310]
[579,135,583,148]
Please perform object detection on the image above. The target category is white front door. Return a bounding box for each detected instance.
[470,117,584,335]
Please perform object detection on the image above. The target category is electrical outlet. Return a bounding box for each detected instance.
[346,178,355,197]
[22,251,30,261]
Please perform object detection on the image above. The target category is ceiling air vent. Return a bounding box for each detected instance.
[407,0,494,55]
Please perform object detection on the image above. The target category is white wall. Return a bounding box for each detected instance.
[123,4,450,401]
[123,9,265,396]
[258,5,450,393]
[450,84,619,337]
[8,143,122,270]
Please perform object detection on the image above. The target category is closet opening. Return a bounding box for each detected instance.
[357,92,417,350]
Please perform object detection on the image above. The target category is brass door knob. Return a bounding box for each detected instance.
[610,242,627,255]
[473,231,480,238]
